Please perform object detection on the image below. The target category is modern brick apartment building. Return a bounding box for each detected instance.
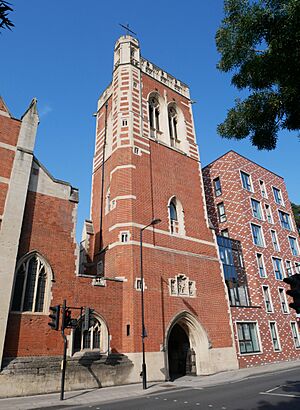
[203,151,300,368]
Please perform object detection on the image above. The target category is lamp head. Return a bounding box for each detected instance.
[151,218,161,226]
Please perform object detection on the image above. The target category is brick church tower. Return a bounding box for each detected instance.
[81,35,238,380]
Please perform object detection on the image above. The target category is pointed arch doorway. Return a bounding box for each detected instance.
[166,311,210,381]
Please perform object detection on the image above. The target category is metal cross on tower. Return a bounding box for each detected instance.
[119,23,137,36]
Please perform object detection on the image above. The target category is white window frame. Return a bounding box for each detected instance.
[290,322,300,349]
[264,204,273,224]
[119,231,130,243]
[250,198,263,221]
[270,229,280,252]
[272,186,284,206]
[217,202,226,223]
[250,223,265,247]
[295,262,300,274]
[278,210,292,231]
[256,253,267,278]
[278,288,289,314]
[262,285,273,313]
[269,321,281,352]
[288,236,300,256]
[240,170,253,192]
[213,177,222,197]
[259,179,268,198]
[286,260,294,277]
[272,256,284,281]
[235,321,262,356]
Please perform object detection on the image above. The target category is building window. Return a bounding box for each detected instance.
[213,177,222,197]
[169,199,178,234]
[272,257,284,280]
[120,231,130,243]
[217,202,226,223]
[257,253,266,278]
[168,105,179,148]
[217,236,250,307]
[221,229,229,237]
[286,260,293,277]
[289,236,299,256]
[278,210,292,230]
[278,288,289,314]
[251,199,263,220]
[291,322,300,349]
[237,322,260,354]
[265,204,273,224]
[135,278,147,291]
[240,171,252,192]
[251,224,264,247]
[259,180,267,198]
[295,262,300,274]
[273,187,283,206]
[11,253,49,313]
[122,118,128,127]
[168,196,185,235]
[169,274,196,297]
[269,322,281,352]
[148,94,160,137]
[74,317,101,352]
[263,286,273,313]
[271,230,280,252]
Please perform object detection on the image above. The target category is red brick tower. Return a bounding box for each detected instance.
[81,35,238,380]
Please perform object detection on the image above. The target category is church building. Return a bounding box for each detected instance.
[0,35,298,397]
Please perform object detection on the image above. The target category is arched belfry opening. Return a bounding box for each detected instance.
[166,311,210,380]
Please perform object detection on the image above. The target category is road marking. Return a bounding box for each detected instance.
[196,403,200,406]
[184,401,188,403]
[208,405,213,407]
[164,398,167,400]
[260,392,300,399]
[174,399,177,402]
[265,385,280,393]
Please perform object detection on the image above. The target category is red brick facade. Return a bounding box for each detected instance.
[203,150,300,367]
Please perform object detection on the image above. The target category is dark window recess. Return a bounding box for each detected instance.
[217,236,250,307]
[126,324,130,336]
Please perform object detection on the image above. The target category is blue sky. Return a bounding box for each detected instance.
[1,1,299,240]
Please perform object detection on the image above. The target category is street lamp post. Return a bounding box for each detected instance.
[140,218,161,390]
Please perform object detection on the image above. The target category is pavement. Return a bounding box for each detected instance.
[1,360,300,409]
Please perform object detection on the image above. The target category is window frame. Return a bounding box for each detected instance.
[285,260,294,277]
[262,285,273,313]
[11,252,51,314]
[256,253,267,278]
[270,229,280,252]
[272,257,284,280]
[213,177,222,197]
[240,170,253,192]
[251,223,265,247]
[278,210,292,231]
[236,321,262,355]
[291,322,300,349]
[259,179,268,198]
[288,236,299,256]
[217,202,227,223]
[264,204,273,224]
[278,288,289,314]
[272,186,284,206]
[251,198,263,221]
[269,321,281,352]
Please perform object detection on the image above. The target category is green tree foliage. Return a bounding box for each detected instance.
[0,1,14,32]
[216,0,300,149]
[291,203,300,235]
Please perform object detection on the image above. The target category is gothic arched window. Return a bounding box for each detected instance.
[11,253,49,313]
[168,105,178,147]
[168,196,185,235]
[74,316,102,352]
[148,94,160,137]
[169,198,179,234]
